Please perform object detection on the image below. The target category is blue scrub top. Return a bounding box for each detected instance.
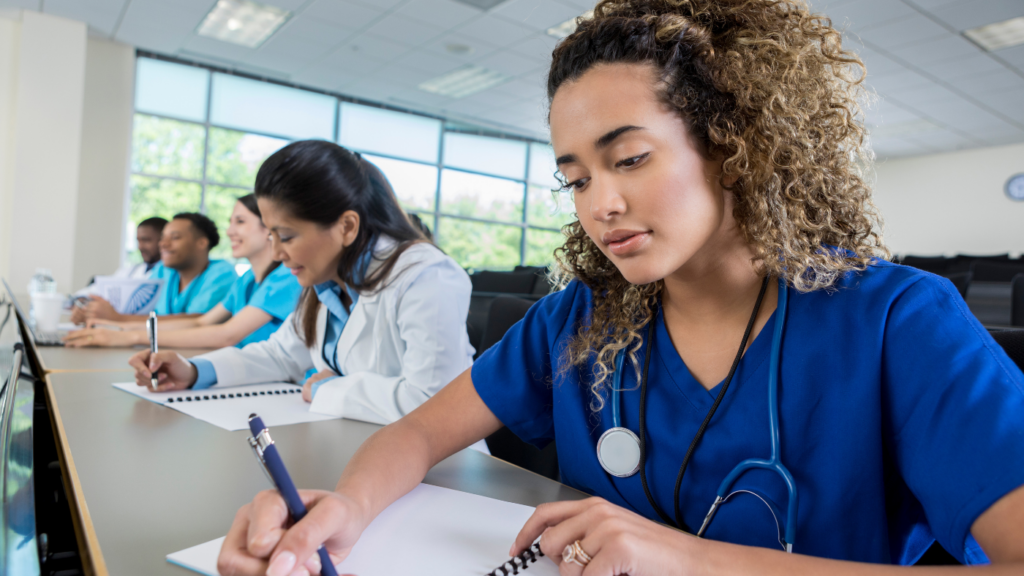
[219,264,302,347]
[151,260,238,315]
[472,261,1024,565]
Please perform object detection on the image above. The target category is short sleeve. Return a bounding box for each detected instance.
[219,272,250,315]
[882,274,1024,559]
[187,261,238,314]
[248,266,303,321]
[471,281,583,448]
[150,265,171,315]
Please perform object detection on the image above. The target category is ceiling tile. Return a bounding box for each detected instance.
[0,0,41,9]
[369,63,447,87]
[398,49,464,78]
[119,0,211,31]
[864,100,925,126]
[890,83,962,106]
[996,44,1024,73]
[824,0,917,32]
[865,70,934,95]
[854,15,949,51]
[397,0,481,29]
[320,47,390,77]
[931,0,1024,32]
[44,0,124,35]
[554,0,596,10]
[181,35,255,62]
[856,46,908,77]
[888,34,980,66]
[507,32,557,63]
[265,17,354,52]
[347,0,406,10]
[478,49,545,77]
[908,0,971,10]
[341,32,412,62]
[491,0,582,32]
[300,0,384,30]
[263,0,307,11]
[366,13,446,47]
[421,32,498,64]
[914,52,1009,81]
[957,70,1024,96]
[455,14,534,47]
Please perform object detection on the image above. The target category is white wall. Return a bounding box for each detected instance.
[73,37,135,290]
[873,142,1024,257]
[0,10,134,295]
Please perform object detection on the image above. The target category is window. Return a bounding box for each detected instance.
[128,56,572,271]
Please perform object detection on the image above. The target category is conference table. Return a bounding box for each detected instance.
[41,345,585,575]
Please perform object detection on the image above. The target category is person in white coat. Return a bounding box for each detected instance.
[128,140,475,427]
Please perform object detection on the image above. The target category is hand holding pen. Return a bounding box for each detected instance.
[146,311,158,390]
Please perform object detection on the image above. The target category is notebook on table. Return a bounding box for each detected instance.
[112,382,340,431]
[167,483,561,576]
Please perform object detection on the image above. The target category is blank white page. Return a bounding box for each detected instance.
[113,382,339,431]
[167,484,561,575]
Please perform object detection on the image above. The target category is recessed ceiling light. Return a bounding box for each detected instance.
[418,65,509,99]
[963,16,1024,51]
[547,10,593,39]
[196,0,290,49]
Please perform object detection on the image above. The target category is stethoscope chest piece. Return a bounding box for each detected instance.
[597,426,641,477]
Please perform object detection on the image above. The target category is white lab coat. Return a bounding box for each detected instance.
[194,237,476,427]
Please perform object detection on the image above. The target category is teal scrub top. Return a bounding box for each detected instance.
[219,264,302,347]
[151,260,237,316]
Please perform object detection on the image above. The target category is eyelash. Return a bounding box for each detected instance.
[559,153,651,192]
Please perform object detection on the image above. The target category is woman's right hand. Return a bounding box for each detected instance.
[128,350,198,392]
[217,489,367,576]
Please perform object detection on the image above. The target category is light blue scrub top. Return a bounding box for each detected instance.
[472,261,1024,565]
[151,260,237,315]
[219,264,302,348]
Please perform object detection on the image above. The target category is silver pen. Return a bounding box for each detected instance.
[147,311,158,390]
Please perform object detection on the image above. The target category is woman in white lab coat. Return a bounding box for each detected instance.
[128,140,475,426]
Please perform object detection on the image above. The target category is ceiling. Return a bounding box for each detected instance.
[3,0,1023,158]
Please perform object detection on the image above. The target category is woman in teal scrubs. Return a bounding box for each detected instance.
[216,1,1024,574]
[65,195,301,348]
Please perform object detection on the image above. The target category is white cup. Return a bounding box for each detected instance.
[31,292,65,333]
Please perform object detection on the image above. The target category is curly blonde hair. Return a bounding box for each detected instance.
[547,0,888,408]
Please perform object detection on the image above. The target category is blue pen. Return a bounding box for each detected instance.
[247,414,338,576]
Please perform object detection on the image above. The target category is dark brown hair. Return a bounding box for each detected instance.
[254,140,425,345]
[236,193,282,281]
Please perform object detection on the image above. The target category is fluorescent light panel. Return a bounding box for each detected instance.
[547,10,593,39]
[418,65,509,99]
[196,0,290,49]
[963,16,1024,51]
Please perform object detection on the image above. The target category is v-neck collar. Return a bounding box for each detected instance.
[652,305,777,412]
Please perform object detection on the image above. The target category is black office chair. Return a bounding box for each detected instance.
[469,270,537,294]
[990,328,1024,371]
[945,272,971,299]
[478,297,560,481]
[1011,275,1024,328]
[969,261,1024,283]
[899,255,952,276]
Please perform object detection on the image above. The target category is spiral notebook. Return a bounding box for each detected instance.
[112,382,340,431]
[167,483,561,575]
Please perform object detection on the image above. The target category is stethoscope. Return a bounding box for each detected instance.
[596,277,798,553]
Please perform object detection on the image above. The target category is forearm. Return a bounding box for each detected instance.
[333,417,436,528]
[697,538,1022,575]
[152,316,203,331]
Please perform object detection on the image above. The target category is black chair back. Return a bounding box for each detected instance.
[900,255,952,276]
[989,328,1024,372]
[1011,275,1024,327]
[470,270,537,294]
[478,297,560,481]
[970,261,1024,283]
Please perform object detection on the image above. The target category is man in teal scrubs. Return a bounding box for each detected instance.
[148,213,237,316]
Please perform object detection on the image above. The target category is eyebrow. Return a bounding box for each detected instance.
[555,125,646,166]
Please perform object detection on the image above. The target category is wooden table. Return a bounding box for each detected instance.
[34,344,211,373]
[45,371,584,575]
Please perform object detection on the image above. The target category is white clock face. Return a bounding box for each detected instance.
[1007,174,1024,201]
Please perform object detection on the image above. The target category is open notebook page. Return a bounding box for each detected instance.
[112,382,339,431]
[167,483,562,576]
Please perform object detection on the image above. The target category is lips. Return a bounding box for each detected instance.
[601,229,651,257]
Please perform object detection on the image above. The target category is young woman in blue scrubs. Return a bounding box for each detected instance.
[66,194,301,348]
[216,1,1024,574]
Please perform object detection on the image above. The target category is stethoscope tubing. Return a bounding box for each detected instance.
[605,277,798,551]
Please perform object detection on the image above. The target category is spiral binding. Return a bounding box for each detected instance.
[486,543,545,576]
[166,388,302,403]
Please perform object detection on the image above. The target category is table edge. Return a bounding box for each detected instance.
[45,375,109,576]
